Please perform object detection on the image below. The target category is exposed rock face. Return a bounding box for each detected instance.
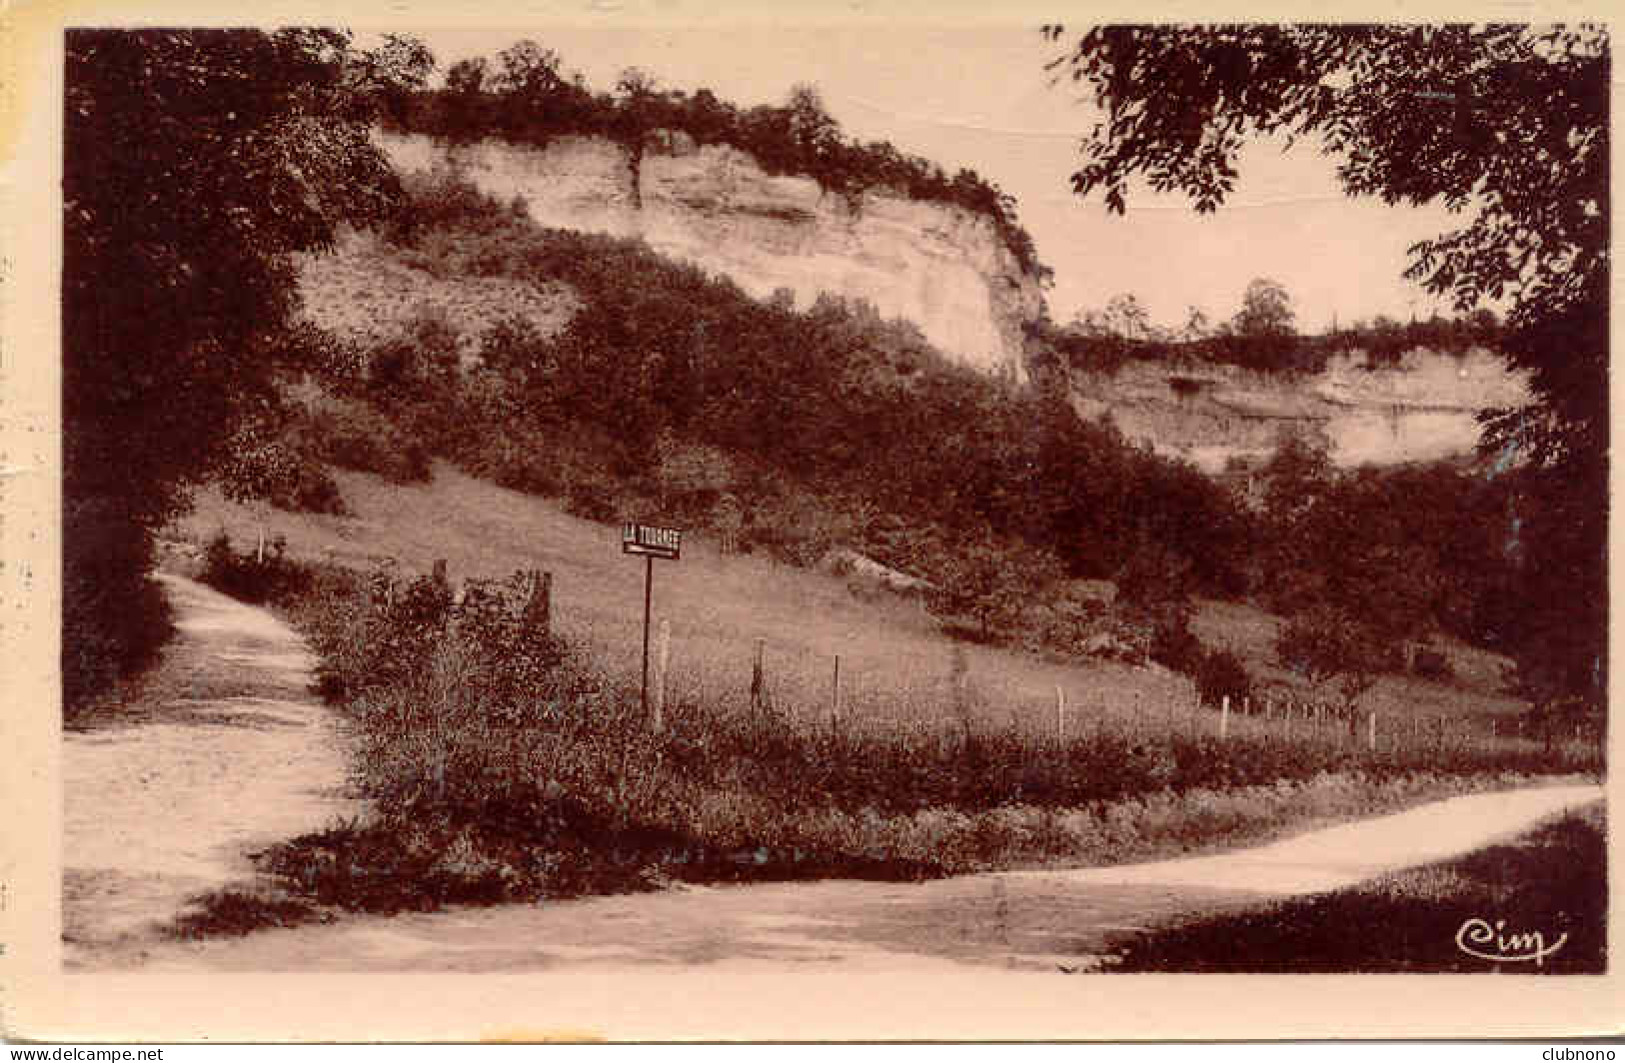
[377,130,1045,381]
[1071,348,1533,472]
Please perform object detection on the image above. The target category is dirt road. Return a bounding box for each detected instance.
[62,574,362,969]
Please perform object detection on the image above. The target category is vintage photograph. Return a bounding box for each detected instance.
[11,6,1615,1040]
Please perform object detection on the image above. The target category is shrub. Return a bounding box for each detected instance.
[265,453,346,515]
[307,400,432,483]
[1412,646,1454,682]
[1194,648,1253,709]
[1149,613,1204,674]
[199,530,313,605]
[62,498,172,714]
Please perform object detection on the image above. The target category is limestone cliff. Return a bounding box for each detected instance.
[377,130,1045,382]
[1070,348,1532,472]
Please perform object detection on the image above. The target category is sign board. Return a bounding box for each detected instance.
[622,522,681,561]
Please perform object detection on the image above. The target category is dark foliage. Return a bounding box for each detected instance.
[200,531,313,605]
[63,29,408,709]
[1193,649,1253,710]
[61,498,174,712]
[1041,308,1507,377]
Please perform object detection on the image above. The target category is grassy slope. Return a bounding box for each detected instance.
[174,460,1530,750]
[176,464,1194,741]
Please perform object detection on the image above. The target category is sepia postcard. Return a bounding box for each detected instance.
[1,0,1620,1043]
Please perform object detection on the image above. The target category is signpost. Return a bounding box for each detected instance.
[623,522,682,722]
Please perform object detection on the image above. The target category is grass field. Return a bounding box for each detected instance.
[173,462,1553,759]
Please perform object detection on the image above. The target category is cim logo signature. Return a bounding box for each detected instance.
[1455,916,1568,967]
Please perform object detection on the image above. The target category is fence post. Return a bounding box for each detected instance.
[1368,710,1377,752]
[751,637,766,716]
[651,619,671,732]
[950,645,969,716]
[1220,695,1230,741]
[525,570,552,637]
[832,654,843,728]
[1056,684,1066,744]
[432,558,448,588]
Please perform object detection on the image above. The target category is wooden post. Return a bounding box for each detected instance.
[1220,695,1230,741]
[433,558,448,587]
[1055,684,1066,744]
[640,556,654,721]
[525,570,553,637]
[751,637,766,716]
[832,654,843,728]
[1367,710,1377,752]
[651,619,671,732]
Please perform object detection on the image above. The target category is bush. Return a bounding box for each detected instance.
[1412,646,1455,682]
[1149,613,1204,674]
[199,530,313,605]
[1194,648,1253,709]
[270,456,347,515]
[307,400,432,483]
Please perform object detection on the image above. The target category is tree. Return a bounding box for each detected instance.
[1178,305,1211,342]
[445,56,488,96]
[493,39,563,100]
[442,57,491,141]
[1045,23,1608,705]
[1233,278,1295,337]
[1275,604,1386,712]
[786,83,842,177]
[63,29,406,708]
[1076,292,1156,341]
[347,32,434,125]
[613,67,662,205]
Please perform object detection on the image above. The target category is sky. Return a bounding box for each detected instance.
[387,21,1465,333]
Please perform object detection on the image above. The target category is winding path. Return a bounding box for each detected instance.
[62,573,362,969]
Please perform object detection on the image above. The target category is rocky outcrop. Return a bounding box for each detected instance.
[1070,348,1533,471]
[377,130,1045,382]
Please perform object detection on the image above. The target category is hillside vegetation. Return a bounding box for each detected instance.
[257,172,1545,694]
